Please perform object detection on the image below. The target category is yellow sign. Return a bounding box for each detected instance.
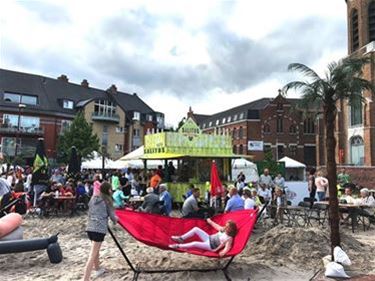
[144,118,233,158]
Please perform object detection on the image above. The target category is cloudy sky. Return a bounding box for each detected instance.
[0,0,348,127]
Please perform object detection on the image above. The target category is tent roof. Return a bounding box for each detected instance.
[278,156,306,168]
[119,146,144,161]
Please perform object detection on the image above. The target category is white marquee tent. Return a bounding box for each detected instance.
[231,158,259,183]
[278,156,306,181]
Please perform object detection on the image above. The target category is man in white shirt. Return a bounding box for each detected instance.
[258,185,272,203]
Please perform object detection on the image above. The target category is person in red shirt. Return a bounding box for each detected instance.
[149,170,161,192]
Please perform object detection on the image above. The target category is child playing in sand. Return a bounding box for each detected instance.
[83,182,118,281]
[169,218,237,257]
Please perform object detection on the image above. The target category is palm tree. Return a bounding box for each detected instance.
[283,57,374,256]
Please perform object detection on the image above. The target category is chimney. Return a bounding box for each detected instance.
[133,92,137,96]
[107,84,117,95]
[187,106,194,118]
[81,79,89,88]
[57,74,69,82]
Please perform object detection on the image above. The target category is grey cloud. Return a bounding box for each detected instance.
[19,2,70,24]
[88,14,346,99]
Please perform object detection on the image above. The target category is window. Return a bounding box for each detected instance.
[233,114,238,121]
[1,137,16,156]
[102,126,108,146]
[239,113,244,119]
[352,9,359,51]
[3,114,40,132]
[222,117,226,124]
[289,125,297,134]
[4,93,20,103]
[94,100,116,116]
[264,144,271,153]
[209,121,212,127]
[133,111,140,121]
[116,126,124,133]
[146,114,153,122]
[4,92,37,105]
[133,128,140,137]
[63,99,74,109]
[369,2,375,43]
[350,97,363,126]
[202,123,206,129]
[227,116,231,123]
[263,123,270,133]
[115,144,123,152]
[215,119,219,125]
[289,145,297,157]
[21,95,37,105]
[239,127,243,138]
[277,102,283,111]
[232,128,237,138]
[303,118,315,134]
[277,145,284,160]
[61,120,72,133]
[277,117,283,133]
[239,144,244,155]
[350,136,364,165]
[233,145,236,153]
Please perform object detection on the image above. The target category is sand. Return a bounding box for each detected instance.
[0,212,374,281]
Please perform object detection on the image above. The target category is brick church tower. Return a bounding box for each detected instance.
[317,0,375,169]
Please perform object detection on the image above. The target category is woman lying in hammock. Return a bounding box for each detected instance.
[169,218,238,257]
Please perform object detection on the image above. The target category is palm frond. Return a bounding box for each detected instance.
[287,63,322,81]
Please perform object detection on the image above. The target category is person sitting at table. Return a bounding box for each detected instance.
[242,187,256,210]
[340,187,356,204]
[112,186,128,209]
[224,186,244,213]
[250,188,262,207]
[139,187,160,214]
[159,184,172,216]
[357,188,375,207]
[64,182,75,197]
[149,170,162,193]
[184,183,195,200]
[182,188,202,218]
[257,184,272,204]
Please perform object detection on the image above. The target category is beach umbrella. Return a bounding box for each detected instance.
[67,146,81,180]
[210,160,224,197]
[31,138,49,186]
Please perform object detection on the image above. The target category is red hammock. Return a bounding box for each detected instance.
[115,209,257,258]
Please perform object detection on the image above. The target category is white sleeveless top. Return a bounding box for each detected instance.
[209,231,231,249]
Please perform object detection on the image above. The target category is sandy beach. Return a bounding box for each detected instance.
[0,211,374,281]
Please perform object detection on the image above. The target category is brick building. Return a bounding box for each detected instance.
[316,0,375,168]
[0,69,164,164]
[188,93,317,167]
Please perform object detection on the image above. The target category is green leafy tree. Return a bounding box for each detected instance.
[57,112,100,164]
[283,57,374,256]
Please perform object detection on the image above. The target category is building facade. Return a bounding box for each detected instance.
[0,69,164,163]
[317,0,375,167]
[188,93,317,167]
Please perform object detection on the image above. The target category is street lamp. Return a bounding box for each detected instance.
[15,103,26,159]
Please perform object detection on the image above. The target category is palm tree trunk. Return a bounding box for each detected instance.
[324,103,341,259]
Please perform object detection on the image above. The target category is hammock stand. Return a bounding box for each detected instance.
[109,202,267,281]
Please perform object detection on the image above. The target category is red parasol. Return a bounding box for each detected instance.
[210,160,224,196]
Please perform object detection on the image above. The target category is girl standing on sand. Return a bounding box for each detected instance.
[83,182,118,281]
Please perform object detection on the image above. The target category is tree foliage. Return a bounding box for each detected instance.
[57,112,100,164]
[283,56,374,256]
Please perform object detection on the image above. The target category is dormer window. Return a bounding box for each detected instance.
[146,114,153,122]
[222,117,226,124]
[227,116,231,123]
[133,111,140,121]
[239,113,244,119]
[63,99,74,109]
[233,114,238,121]
[209,121,212,127]
[4,92,38,105]
[215,119,219,125]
